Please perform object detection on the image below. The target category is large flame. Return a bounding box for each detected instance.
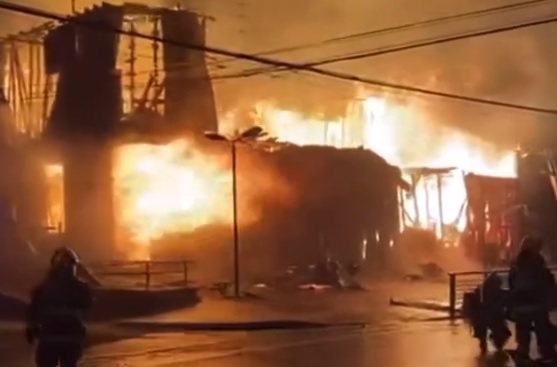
[42,93,516,257]
[113,139,258,258]
[251,95,517,242]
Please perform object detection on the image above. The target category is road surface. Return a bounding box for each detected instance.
[1,312,518,367]
[1,281,485,367]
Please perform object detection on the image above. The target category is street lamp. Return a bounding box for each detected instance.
[204,125,268,298]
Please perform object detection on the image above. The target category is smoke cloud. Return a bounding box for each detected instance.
[1,0,556,149]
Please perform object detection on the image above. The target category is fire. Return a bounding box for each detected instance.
[113,139,248,256]
[361,97,516,243]
[251,95,517,242]
[41,94,516,255]
[253,102,345,148]
[41,138,285,259]
[44,164,64,232]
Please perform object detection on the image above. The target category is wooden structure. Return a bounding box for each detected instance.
[464,173,520,263]
[399,165,520,263]
[0,2,218,258]
[402,167,461,240]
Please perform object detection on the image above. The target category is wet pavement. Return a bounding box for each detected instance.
[1,310,511,367]
[81,319,515,367]
[1,281,484,367]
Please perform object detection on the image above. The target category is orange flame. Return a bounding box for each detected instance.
[113,139,258,259]
[43,94,516,256]
[250,95,516,242]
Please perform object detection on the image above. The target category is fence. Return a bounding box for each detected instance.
[448,267,557,319]
[89,260,193,289]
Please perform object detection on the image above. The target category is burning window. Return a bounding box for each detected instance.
[44,164,64,232]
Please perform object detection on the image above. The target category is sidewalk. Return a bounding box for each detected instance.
[116,280,449,326]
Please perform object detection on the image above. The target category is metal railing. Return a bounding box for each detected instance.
[448,267,557,319]
[89,260,193,289]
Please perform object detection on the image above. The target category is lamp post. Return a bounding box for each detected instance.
[204,126,267,298]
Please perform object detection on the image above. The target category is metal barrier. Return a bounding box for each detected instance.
[448,267,557,319]
[448,270,494,319]
[90,260,193,289]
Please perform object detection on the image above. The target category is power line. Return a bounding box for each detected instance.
[210,0,555,67]
[307,16,557,68]
[0,0,556,116]
[144,0,557,79]
[228,13,557,78]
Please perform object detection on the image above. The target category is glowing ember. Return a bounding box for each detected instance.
[113,139,239,253]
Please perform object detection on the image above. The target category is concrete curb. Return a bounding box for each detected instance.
[114,320,366,332]
[389,297,452,313]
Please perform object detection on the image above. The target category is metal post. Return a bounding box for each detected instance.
[145,261,151,290]
[410,174,420,225]
[449,272,456,319]
[182,261,189,285]
[436,174,444,239]
[424,176,431,228]
[231,142,240,298]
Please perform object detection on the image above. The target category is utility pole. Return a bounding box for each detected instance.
[231,141,239,298]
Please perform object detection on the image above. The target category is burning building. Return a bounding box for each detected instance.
[0,1,537,274]
[0,3,219,259]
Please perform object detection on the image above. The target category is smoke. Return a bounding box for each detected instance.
[391,229,483,275]
[0,0,170,32]
[193,0,557,150]
[1,0,555,148]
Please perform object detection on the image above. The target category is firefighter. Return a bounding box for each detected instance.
[508,236,556,363]
[26,247,93,367]
[463,272,511,354]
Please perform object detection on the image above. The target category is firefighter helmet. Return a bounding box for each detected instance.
[50,247,80,270]
[519,235,543,254]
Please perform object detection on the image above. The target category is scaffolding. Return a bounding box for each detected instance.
[0,2,211,140]
[0,2,216,259]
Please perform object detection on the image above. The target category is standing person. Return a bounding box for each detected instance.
[462,272,511,354]
[26,247,93,367]
[508,236,556,364]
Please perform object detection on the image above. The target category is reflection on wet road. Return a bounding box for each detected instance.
[82,321,489,367]
[1,283,491,367]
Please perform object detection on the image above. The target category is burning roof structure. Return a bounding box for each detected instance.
[0,1,533,271]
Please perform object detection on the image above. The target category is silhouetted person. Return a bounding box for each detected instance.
[463,272,510,354]
[26,247,92,367]
[508,236,556,363]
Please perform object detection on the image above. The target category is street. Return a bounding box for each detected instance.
[0,280,514,367]
[78,318,500,367]
[0,293,515,367]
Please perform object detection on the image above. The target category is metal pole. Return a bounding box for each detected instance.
[231,141,240,298]
[436,173,444,239]
[145,261,151,290]
[424,176,431,228]
[449,272,456,319]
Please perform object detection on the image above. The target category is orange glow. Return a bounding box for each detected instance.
[43,139,285,260]
[113,139,240,258]
[44,164,64,232]
[249,95,516,243]
[43,94,516,256]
